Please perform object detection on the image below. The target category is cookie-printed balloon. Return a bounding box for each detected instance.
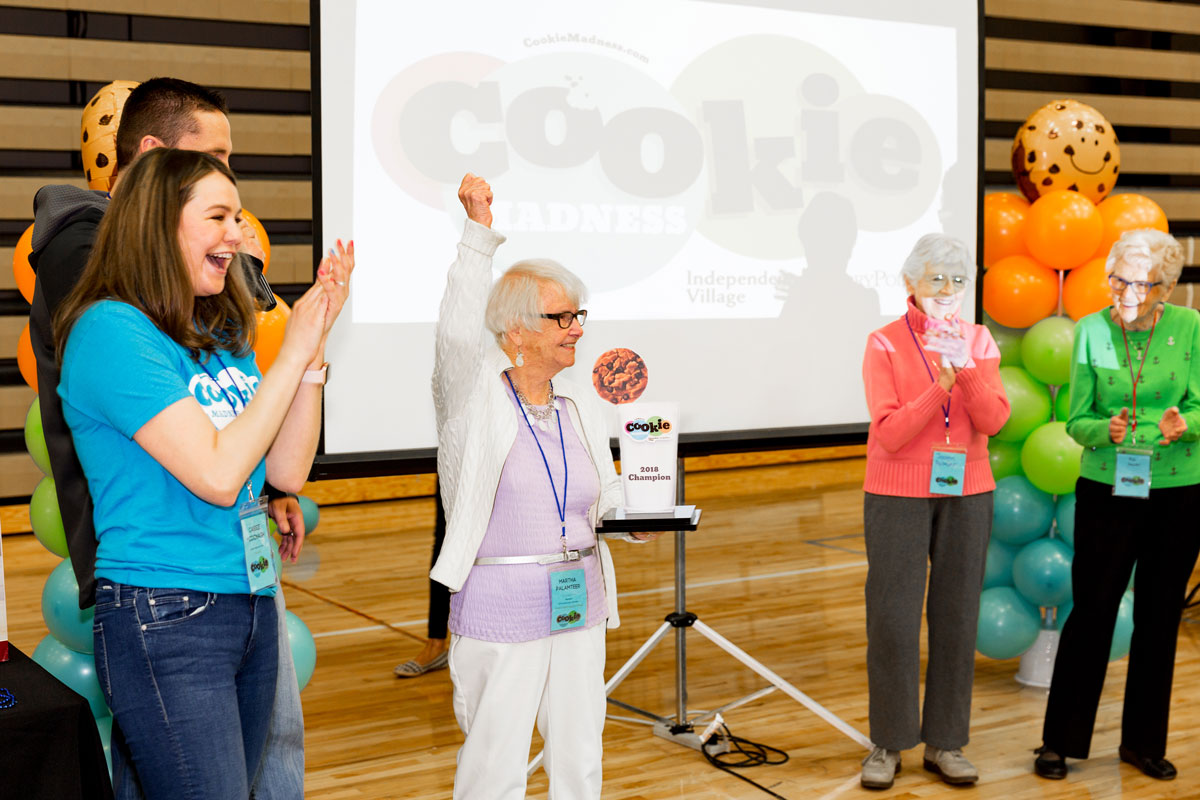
[81,80,140,191]
[1010,100,1120,205]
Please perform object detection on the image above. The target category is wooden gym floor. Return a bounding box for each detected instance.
[4,457,1200,799]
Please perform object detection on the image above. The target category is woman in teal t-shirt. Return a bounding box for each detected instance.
[56,149,352,800]
[1034,229,1200,783]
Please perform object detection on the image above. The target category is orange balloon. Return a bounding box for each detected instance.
[1024,190,1102,270]
[1063,256,1112,321]
[13,224,34,304]
[983,193,1030,268]
[240,208,271,273]
[983,255,1060,328]
[17,322,37,393]
[1092,193,1168,261]
[253,295,291,374]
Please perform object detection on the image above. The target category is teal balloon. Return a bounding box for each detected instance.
[285,611,316,691]
[992,475,1055,545]
[976,586,1041,659]
[31,634,109,718]
[989,438,1024,481]
[25,397,51,475]
[95,715,113,776]
[1110,591,1134,661]
[995,367,1052,442]
[1054,384,1071,422]
[30,477,68,558]
[1055,493,1076,548]
[1021,421,1084,495]
[1055,591,1134,662]
[1020,316,1075,386]
[985,315,1026,368]
[983,539,1019,590]
[42,559,94,654]
[1013,537,1074,607]
[298,495,319,535]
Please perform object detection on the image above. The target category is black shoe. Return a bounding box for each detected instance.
[1118,745,1177,780]
[1033,746,1067,780]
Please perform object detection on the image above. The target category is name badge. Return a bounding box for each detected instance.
[930,447,966,496]
[240,497,278,594]
[1113,447,1152,499]
[548,567,587,632]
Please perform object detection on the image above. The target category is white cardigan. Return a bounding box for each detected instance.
[430,220,626,627]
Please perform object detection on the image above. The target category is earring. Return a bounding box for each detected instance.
[515,350,525,367]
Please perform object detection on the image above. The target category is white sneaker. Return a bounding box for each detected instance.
[923,745,979,784]
[861,746,901,789]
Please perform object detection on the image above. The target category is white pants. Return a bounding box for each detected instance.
[449,624,607,799]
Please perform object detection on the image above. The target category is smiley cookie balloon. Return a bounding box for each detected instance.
[1011,99,1120,205]
[81,80,140,191]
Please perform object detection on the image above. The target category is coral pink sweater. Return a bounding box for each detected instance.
[862,298,1011,497]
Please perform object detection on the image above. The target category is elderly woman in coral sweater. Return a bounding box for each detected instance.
[858,233,1010,790]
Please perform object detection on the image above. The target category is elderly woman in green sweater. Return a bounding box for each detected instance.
[1034,229,1200,783]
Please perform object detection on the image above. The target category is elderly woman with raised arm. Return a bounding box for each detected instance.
[432,174,652,799]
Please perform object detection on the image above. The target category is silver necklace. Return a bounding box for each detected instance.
[514,382,556,431]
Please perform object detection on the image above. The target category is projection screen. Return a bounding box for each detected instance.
[312,0,982,475]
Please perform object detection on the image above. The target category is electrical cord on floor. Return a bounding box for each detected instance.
[700,721,791,799]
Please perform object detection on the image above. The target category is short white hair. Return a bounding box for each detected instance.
[484,259,588,344]
[900,233,975,286]
[1106,228,1184,284]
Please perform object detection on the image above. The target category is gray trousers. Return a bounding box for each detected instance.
[863,491,992,751]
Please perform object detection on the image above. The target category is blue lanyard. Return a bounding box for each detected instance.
[504,371,568,551]
[198,352,257,503]
[904,314,952,443]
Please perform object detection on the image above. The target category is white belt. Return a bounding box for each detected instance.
[474,545,596,566]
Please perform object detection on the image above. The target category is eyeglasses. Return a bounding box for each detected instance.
[541,309,588,328]
[923,274,969,291]
[1108,275,1162,296]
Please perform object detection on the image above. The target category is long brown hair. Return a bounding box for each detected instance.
[55,148,258,362]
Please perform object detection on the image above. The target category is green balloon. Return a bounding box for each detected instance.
[995,367,1052,443]
[30,477,68,558]
[1021,316,1075,386]
[1054,384,1071,422]
[985,315,1026,368]
[989,438,1024,481]
[25,397,51,475]
[1020,421,1084,495]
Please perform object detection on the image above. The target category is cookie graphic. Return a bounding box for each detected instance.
[592,348,648,405]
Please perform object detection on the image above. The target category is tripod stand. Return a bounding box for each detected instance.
[527,461,869,775]
[601,464,871,751]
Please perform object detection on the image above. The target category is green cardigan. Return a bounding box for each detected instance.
[1069,303,1200,487]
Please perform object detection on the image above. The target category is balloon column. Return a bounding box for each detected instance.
[978,99,1149,663]
[13,82,320,774]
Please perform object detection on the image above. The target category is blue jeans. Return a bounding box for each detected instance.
[94,582,278,800]
[110,588,305,800]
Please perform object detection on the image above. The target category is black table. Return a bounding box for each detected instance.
[0,644,112,799]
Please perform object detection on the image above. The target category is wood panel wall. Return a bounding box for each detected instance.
[1,0,1199,502]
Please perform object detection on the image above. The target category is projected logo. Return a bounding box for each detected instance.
[372,35,941,288]
[624,416,672,442]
